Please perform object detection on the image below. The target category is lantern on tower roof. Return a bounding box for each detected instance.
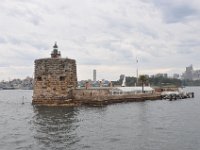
[51,42,61,58]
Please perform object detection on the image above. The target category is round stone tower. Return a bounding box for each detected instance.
[32,43,77,105]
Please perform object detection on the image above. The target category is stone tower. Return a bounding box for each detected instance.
[32,43,77,105]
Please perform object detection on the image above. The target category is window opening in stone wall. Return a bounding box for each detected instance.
[60,76,65,81]
[37,76,42,81]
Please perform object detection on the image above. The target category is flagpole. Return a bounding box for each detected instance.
[136,57,138,86]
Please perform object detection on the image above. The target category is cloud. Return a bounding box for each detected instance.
[0,36,6,44]
[0,0,44,26]
[0,0,200,81]
[149,0,200,23]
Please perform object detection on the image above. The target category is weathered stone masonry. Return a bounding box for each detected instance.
[32,43,161,106]
[32,43,77,105]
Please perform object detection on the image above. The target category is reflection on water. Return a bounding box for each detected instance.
[32,106,80,150]
[0,88,200,150]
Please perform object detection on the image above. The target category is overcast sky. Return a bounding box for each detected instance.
[0,0,200,81]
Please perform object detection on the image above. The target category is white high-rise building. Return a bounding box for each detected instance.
[93,69,96,81]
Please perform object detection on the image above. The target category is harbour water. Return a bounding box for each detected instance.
[0,87,200,150]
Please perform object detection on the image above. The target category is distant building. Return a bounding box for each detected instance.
[163,73,168,78]
[120,74,125,81]
[155,73,168,78]
[77,79,110,88]
[193,70,200,80]
[173,74,180,79]
[93,69,96,81]
[182,65,200,80]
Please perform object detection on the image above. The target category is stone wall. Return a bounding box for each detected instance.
[33,58,77,104]
[72,88,111,101]
[72,88,161,106]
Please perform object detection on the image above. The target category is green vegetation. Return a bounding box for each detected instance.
[139,75,148,92]
[113,75,187,87]
[149,76,182,87]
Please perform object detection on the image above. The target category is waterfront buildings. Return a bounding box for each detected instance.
[182,65,200,80]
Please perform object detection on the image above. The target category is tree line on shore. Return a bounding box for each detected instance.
[1,75,200,90]
[112,75,200,87]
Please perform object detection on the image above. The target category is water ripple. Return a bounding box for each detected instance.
[0,88,200,149]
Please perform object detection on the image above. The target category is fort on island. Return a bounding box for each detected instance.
[32,43,193,106]
[32,43,77,105]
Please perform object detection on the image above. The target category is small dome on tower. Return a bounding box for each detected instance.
[53,42,58,49]
[51,42,61,58]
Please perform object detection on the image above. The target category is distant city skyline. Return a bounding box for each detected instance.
[182,65,200,80]
[0,0,200,81]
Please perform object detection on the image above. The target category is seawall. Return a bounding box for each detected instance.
[72,88,161,106]
[32,88,161,106]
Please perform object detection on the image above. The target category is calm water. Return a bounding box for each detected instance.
[0,87,200,150]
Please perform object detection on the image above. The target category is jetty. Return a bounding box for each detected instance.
[72,87,161,106]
